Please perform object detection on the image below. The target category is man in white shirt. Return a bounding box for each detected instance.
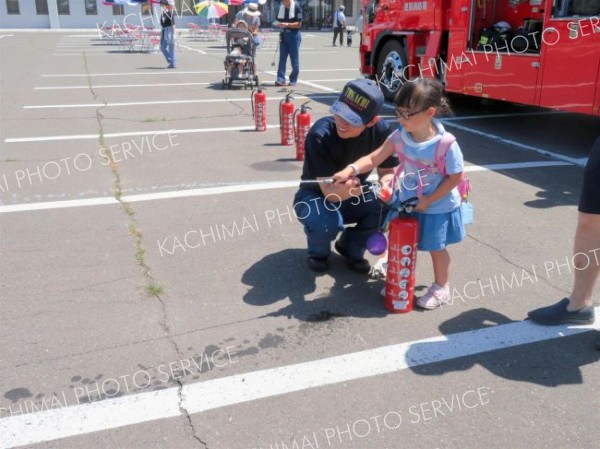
[332,5,346,47]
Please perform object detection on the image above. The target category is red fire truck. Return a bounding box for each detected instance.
[360,0,600,115]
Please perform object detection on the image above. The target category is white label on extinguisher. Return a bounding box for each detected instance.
[399,291,409,300]
[401,245,412,255]
[286,116,294,144]
[400,257,411,267]
[392,300,409,310]
[256,102,266,131]
[400,268,411,278]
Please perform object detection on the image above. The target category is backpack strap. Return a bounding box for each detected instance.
[434,132,456,176]
[389,132,405,195]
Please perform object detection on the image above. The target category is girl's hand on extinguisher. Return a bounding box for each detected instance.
[414,196,432,212]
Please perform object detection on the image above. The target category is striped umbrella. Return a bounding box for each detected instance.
[195,0,229,18]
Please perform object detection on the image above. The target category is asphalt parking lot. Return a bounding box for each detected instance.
[1,30,599,449]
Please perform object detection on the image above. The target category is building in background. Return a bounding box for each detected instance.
[0,0,359,29]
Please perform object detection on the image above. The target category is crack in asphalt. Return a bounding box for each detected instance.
[82,52,208,448]
[466,233,568,294]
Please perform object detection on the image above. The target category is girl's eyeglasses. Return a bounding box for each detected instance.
[395,108,428,120]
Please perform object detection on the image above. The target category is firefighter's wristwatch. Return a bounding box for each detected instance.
[348,164,360,176]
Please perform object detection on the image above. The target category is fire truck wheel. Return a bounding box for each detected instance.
[376,40,408,101]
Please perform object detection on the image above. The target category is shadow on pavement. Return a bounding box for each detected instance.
[241,248,388,320]
[407,308,600,386]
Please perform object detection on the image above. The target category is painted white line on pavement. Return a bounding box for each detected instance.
[5,124,269,143]
[178,43,206,54]
[443,121,589,167]
[293,68,358,72]
[52,53,116,56]
[264,70,339,93]
[24,94,338,109]
[442,111,560,121]
[0,161,573,214]
[0,35,15,39]
[42,70,224,77]
[55,47,110,50]
[40,68,355,77]
[35,82,211,90]
[1,316,598,448]
[297,78,353,82]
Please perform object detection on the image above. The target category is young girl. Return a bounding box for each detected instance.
[333,78,465,309]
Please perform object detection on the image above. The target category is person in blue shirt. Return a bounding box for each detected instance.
[274,0,302,86]
[333,78,466,309]
[159,0,176,69]
[294,79,397,273]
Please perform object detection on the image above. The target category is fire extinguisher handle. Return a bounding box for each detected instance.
[399,196,419,213]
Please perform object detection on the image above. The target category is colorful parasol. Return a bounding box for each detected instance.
[195,0,229,18]
[102,0,147,5]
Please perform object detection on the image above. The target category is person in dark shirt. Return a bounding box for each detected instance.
[528,136,600,350]
[274,0,302,86]
[293,79,397,273]
[160,0,176,69]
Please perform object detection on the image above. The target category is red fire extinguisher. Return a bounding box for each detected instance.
[279,92,295,146]
[384,197,419,313]
[251,86,267,132]
[293,102,311,161]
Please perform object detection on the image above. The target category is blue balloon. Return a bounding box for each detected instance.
[367,231,387,255]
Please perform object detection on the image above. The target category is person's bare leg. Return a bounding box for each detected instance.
[567,212,600,311]
[431,249,450,287]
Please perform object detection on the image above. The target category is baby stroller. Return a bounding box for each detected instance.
[223,27,259,89]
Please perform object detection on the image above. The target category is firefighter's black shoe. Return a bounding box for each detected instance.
[527,298,595,325]
[307,257,328,273]
[334,241,371,275]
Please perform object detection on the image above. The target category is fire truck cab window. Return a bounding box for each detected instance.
[367,0,378,24]
[553,0,600,17]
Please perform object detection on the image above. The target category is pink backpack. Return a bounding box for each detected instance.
[390,132,471,201]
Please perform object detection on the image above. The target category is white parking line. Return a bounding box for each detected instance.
[4,125,268,143]
[43,71,220,77]
[6,112,584,143]
[0,35,15,39]
[0,161,572,214]
[52,53,118,56]
[40,68,356,77]
[55,47,111,50]
[444,121,589,167]
[178,43,206,54]
[24,94,338,109]
[35,82,211,90]
[263,71,339,93]
[1,316,597,448]
[295,78,354,83]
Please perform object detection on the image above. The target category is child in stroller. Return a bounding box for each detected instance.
[223,21,259,89]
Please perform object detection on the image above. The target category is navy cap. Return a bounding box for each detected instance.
[329,79,384,126]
